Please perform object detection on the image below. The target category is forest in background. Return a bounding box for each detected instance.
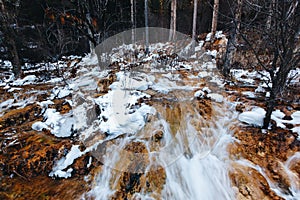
[0,1,300,199]
[1,0,299,128]
[1,0,235,64]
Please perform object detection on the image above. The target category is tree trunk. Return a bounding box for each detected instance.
[263,1,299,129]
[192,0,198,41]
[169,0,177,41]
[144,0,149,54]
[263,95,275,129]
[0,0,22,77]
[266,0,275,30]
[9,37,22,77]
[86,13,95,54]
[211,0,219,41]
[159,0,164,27]
[191,0,198,52]
[131,0,135,44]
[222,0,243,76]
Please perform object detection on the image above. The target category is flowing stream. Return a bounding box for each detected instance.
[71,50,300,200]
[76,54,238,200]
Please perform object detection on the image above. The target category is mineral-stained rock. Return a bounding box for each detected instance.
[236,103,246,112]
[193,98,212,120]
[230,126,300,200]
[153,130,163,142]
[110,140,167,200]
[0,104,42,130]
[0,95,99,199]
[230,165,284,200]
[97,71,117,93]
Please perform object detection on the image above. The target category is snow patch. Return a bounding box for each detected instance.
[242,91,256,98]
[50,145,83,178]
[194,90,205,98]
[238,107,266,127]
[80,53,98,66]
[255,85,265,93]
[51,86,72,99]
[95,89,155,136]
[208,93,224,103]
[12,75,37,86]
[32,108,75,138]
[0,99,14,116]
[292,127,300,140]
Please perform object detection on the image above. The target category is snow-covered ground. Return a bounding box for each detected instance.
[0,32,299,199]
[28,39,226,178]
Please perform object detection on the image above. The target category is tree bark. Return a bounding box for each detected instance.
[131,0,135,44]
[263,95,275,129]
[145,0,149,54]
[169,0,177,41]
[222,0,243,76]
[266,0,275,30]
[0,0,22,77]
[211,0,219,41]
[192,0,198,41]
[191,0,198,52]
[86,13,95,54]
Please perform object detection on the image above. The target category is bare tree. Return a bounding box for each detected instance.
[145,0,149,54]
[266,0,275,30]
[192,0,198,42]
[233,0,300,128]
[169,0,177,40]
[222,0,243,76]
[131,0,135,44]
[211,0,219,41]
[191,0,198,53]
[260,0,300,128]
[0,0,22,77]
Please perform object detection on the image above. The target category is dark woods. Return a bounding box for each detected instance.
[0,0,233,66]
[0,0,299,128]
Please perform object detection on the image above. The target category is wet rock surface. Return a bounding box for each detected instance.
[226,80,300,199]
[0,79,98,199]
[0,40,299,200]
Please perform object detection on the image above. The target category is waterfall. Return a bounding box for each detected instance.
[80,49,238,199]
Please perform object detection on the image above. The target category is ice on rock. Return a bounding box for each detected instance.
[50,145,83,178]
[195,87,221,100]
[207,93,224,103]
[50,85,74,99]
[206,50,217,58]
[202,87,211,93]
[110,71,154,91]
[0,99,14,109]
[194,90,205,98]
[32,121,49,131]
[242,91,256,98]
[255,85,265,93]
[32,108,75,138]
[95,89,155,136]
[12,75,37,86]
[238,107,266,127]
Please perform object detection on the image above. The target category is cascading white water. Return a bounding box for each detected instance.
[236,152,300,200]
[159,109,237,200]
[69,28,242,199]
[51,28,299,200]
[81,60,238,200]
